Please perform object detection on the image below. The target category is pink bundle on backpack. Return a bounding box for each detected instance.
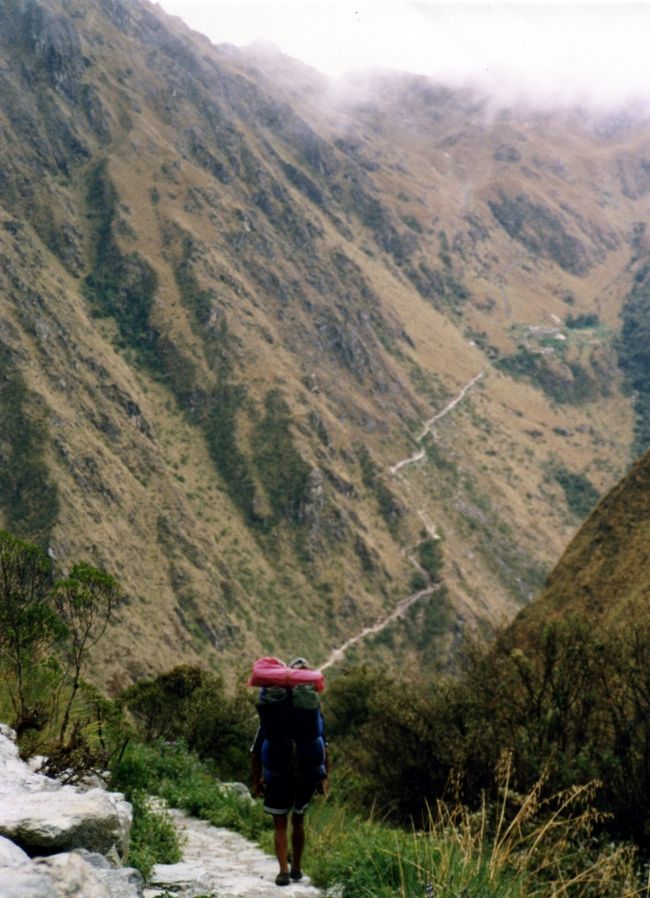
[247,657,325,691]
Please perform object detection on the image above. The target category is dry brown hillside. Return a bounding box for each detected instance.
[0,0,648,685]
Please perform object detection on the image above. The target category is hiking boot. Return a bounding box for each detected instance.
[290,868,303,881]
[275,872,291,886]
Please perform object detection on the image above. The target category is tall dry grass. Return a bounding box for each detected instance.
[306,753,648,898]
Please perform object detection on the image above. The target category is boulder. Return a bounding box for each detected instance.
[73,849,145,898]
[0,786,132,858]
[0,852,112,898]
[0,727,132,859]
[0,730,59,797]
[0,850,144,898]
[0,835,29,867]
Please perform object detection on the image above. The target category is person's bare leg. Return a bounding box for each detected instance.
[290,812,305,878]
[273,814,290,876]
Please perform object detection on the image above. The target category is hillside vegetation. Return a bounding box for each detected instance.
[2,0,650,680]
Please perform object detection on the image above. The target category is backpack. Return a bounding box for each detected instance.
[257,683,322,742]
[257,684,326,778]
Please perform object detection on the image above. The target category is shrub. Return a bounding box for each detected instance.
[552,466,600,518]
[120,665,256,781]
[124,790,182,880]
[417,538,444,580]
[565,313,600,329]
[252,390,311,525]
[0,353,60,543]
[110,740,267,842]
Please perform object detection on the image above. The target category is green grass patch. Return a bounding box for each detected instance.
[0,352,59,544]
[127,790,182,880]
[111,740,268,842]
[496,347,594,404]
[551,465,600,519]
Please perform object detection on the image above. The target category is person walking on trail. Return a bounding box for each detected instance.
[251,657,329,887]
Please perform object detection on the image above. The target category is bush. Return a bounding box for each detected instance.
[0,354,60,543]
[127,790,182,880]
[417,538,444,580]
[565,313,600,329]
[120,665,257,781]
[110,740,267,842]
[552,466,599,518]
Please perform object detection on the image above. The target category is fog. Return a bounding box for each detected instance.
[157,1,650,111]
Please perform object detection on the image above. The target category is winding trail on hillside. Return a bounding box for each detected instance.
[318,371,484,671]
[389,369,486,476]
[320,582,443,671]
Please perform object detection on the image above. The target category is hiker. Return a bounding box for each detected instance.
[251,657,329,887]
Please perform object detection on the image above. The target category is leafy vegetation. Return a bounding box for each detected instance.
[120,664,256,780]
[0,530,121,755]
[552,465,600,518]
[407,261,470,314]
[1,520,648,893]
[618,263,650,453]
[417,537,444,580]
[252,390,312,525]
[125,790,182,880]
[111,739,268,842]
[496,347,595,404]
[566,312,600,329]
[324,601,650,860]
[357,446,403,537]
[0,350,60,544]
[84,161,159,363]
[488,193,590,276]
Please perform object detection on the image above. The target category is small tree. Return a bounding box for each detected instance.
[0,530,58,730]
[53,562,121,742]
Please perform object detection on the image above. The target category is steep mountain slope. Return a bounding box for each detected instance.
[0,0,647,684]
[515,446,650,628]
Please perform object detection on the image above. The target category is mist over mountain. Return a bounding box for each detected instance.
[1,0,649,686]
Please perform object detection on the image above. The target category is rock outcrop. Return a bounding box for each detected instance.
[0,726,142,898]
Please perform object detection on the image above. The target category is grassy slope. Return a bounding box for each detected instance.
[516,448,650,629]
[0,0,647,684]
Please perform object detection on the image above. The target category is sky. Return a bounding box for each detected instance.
[156,1,650,108]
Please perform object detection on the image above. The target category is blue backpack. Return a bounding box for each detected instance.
[257,684,326,779]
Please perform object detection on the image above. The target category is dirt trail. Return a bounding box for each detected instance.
[320,582,443,671]
[389,369,486,476]
[318,371,484,672]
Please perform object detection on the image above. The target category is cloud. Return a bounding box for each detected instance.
[158,1,650,108]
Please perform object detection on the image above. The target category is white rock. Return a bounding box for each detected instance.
[0,732,59,797]
[0,852,112,898]
[149,860,213,896]
[0,724,17,744]
[0,834,29,867]
[73,849,145,898]
[0,786,132,859]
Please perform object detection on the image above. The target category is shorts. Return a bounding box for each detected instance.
[263,770,320,816]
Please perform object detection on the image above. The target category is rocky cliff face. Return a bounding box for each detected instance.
[0,0,648,682]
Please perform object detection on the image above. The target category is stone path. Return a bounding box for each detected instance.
[146,810,324,898]
[320,582,443,671]
[389,369,486,476]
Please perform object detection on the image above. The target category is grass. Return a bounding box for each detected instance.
[110,740,647,897]
[127,790,182,879]
[111,740,268,842]
[305,758,644,898]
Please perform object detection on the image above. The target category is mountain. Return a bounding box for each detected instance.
[514,446,650,630]
[1,0,649,686]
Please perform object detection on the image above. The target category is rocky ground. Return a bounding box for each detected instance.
[0,725,323,898]
[147,811,322,898]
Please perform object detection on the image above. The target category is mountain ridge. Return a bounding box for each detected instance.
[0,0,647,685]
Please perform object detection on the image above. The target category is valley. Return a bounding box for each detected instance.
[0,0,648,684]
